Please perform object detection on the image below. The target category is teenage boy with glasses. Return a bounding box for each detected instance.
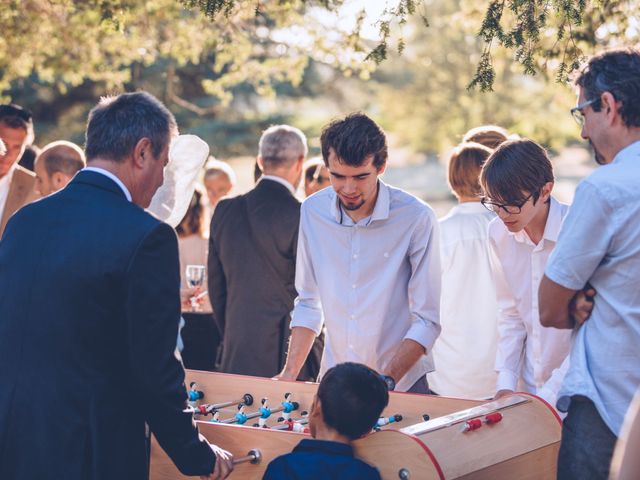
[0,104,38,238]
[479,139,588,408]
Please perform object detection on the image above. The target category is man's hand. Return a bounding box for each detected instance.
[493,389,514,400]
[200,443,234,480]
[273,370,297,382]
[569,284,596,327]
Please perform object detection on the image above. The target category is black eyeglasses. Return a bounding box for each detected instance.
[0,104,33,123]
[570,98,600,126]
[481,192,534,214]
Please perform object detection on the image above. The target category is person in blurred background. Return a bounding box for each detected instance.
[303,156,331,197]
[209,124,322,380]
[203,157,235,210]
[34,140,85,197]
[176,185,220,371]
[428,142,499,399]
[462,125,510,150]
[0,104,38,239]
[18,144,40,172]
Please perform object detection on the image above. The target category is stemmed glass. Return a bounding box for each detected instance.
[185,264,206,312]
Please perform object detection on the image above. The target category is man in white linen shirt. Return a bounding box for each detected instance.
[479,139,578,406]
[539,48,640,480]
[277,113,441,393]
[429,142,499,399]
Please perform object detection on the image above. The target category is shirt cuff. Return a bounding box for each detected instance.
[496,370,518,392]
[290,302,323,336]
[404,321,440,353]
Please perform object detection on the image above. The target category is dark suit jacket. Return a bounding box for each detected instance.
[209,178,311,378]
[0,165,38,239]
[0,171,214,479]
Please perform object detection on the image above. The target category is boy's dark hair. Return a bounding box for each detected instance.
[480,138,554,205]
[320,113,387,169]
[317,362,388,440]
[574,48,640,128]
[448,142,493,199]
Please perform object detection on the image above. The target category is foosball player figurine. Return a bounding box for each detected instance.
[278,392,295,422]
[263,362,388,480]
[208,409,221,423]
[374,414,403,431]
[187,382,204,407]
[258,397,271,428]
[235,403,248,425]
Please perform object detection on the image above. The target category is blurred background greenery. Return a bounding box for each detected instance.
[1,0,638,211]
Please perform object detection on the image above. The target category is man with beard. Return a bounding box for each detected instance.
[277,113,441,393]
[539,48,640,480]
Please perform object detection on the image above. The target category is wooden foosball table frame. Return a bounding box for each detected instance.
[150,370,562,479]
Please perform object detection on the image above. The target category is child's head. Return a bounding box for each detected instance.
[462,125,510,149]
[447,142,493,200]
[480,138,554,233]
[310,362,389,441]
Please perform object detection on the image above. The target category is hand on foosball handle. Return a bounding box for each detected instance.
[493,389,514,400]
[201,443,234,480]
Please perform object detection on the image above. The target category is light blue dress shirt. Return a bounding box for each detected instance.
[545,140,640,435]
[291,180,441,392]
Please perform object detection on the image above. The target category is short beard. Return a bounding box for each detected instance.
[341,199,365,211]
[589,140,607,165]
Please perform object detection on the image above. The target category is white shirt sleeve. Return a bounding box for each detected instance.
[290,211,324,336]
[488,234,527,392]
[404,210,442,351]
[537,354,570,407]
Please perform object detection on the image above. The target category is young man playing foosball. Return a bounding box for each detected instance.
[263,362,388,480]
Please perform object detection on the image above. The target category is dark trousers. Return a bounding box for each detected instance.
[557,395,617,480]
[407,375,431,394]
[180,312,221,371]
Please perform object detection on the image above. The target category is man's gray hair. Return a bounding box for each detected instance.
[258,124,308,168]
[85,91,177,163]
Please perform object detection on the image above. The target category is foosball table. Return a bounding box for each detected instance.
[150,370,562,479]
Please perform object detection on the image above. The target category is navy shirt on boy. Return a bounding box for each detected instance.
[263,439,381,480]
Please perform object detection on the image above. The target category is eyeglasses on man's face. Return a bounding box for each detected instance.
[481,192,534,215]
[570,98,600,126]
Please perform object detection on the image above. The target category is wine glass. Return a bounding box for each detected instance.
[185,264,206,311]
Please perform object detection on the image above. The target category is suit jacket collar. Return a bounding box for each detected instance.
[71,169,130,201]
[255,176,297,198]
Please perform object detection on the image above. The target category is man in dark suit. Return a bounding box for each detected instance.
[209,125,322,379]
[0,92,233,479]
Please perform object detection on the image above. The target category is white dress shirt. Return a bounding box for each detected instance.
[0,163,17,217]
[83,167,132,202]
[290,180,441,392]
[488,197,572,405]
[428,202,499,399]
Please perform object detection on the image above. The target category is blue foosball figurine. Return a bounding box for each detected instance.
[258,397,272,428]
[187,382,204,407]
[208,409,220,423]
[279,392,295,421]
[235,403,248,425]
[374,413,403,430]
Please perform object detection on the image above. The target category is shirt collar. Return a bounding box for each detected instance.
[293,439,354,458]
[259,174,295,195]
[330,179,390,225]
[612,139,640,165]
[512,196,562,245]
[82,166,132,202]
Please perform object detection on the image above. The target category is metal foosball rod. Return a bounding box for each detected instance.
[183,393,254,415]
[232,449,262,465]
